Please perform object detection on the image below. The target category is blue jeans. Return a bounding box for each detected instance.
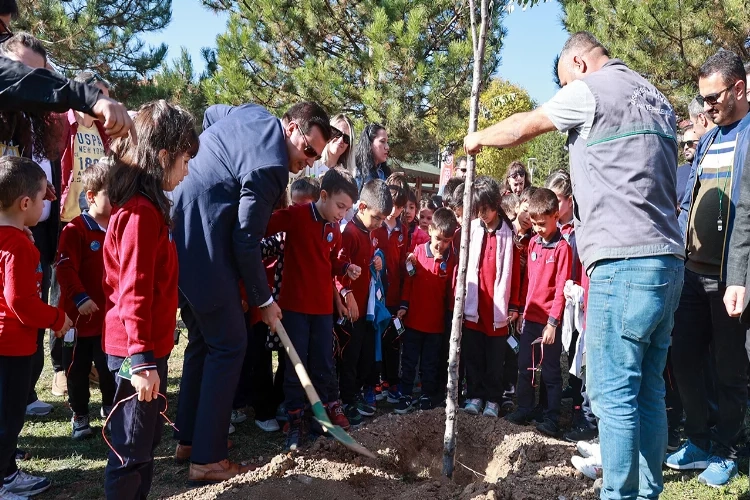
[586,256,684,500]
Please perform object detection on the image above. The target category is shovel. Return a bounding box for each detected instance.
[275,320,376,459]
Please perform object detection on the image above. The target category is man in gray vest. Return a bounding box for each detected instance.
[464,32,684,499]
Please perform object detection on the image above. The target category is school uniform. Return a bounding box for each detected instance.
[55,212,115,416]
[101,194,178,499]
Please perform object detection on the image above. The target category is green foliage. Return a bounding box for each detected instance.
[15,0,172,104]
[522,131,569,185]
[558,0,750,115]
[201,0,508,162]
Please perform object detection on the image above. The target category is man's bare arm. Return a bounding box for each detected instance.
[464,108,558,154]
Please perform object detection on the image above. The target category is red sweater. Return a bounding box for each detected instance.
[0,227,65,356]
[266,203,348,315]
[401,242,455,334]
[336,216,374,313]
[523,230,572,327]
[372,219,407,307]
[102,195,178,371]
[55,213,106,337]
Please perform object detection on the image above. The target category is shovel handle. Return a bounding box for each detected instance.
[274,320,323,407]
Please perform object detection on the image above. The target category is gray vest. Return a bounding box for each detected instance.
[568,59,684,270]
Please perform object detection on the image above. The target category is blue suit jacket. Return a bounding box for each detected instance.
[171,104,289,313]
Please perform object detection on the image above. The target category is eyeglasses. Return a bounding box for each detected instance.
[697,83,736,107]
[330,126,351,146]
[509,171,526,179]
[293,122,321,160]
[681,140,697,148]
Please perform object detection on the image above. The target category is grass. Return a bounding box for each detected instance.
[18,337,750,499]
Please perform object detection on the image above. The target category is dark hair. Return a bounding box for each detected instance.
[442,177,464,208]
[0,156,45,209]
[0,0,18,17]
[0,32,47,62]
[699,50,746,87]
[420,197,438,212]
[386,172,408,207]
[360,179,393,215]
[81,161,109,195]
[472,176,501,214]
[505,160,530,193]
[520,185,538,205]
[406,188,417,205]
[74,70,112,90]
[500,192,519,221]
[552,53,562,89]
[320,166,358,203]
[449,182,465,210]
[545,169,572,198]
[355,123,390,185]
[456,157,467,169]
[282,102,332,142]
[290,176,321,201]
[560,31,610,60]
[527,188,560,218]
[430,207,458,237]
[108,100,199,224]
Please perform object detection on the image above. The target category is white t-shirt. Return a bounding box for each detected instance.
[541,79,596,140]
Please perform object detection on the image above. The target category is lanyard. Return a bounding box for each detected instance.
[697,129,734,232]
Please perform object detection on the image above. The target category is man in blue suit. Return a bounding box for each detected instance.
[171,102,331,483]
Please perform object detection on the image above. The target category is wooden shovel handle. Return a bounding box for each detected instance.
[274,320,322,407]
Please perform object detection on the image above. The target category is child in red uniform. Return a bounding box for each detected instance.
[404,190,429,253]
[56,162,117,440]
[506,188,572,438]
[0,157,71,498]
[418,198,435,232]
[462,177,521,418]
[336,179,392,426]
[266,168,363,450]
[102,101,203,498]
[395,208,458,413]
[371,181,406,404]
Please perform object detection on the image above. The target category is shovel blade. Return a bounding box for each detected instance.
[310,402,376,459]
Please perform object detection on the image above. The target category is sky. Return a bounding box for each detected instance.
[141,0,569,103]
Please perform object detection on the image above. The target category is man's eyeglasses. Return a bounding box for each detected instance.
[681,140,697,148]
[330,126,351,146]
[294,122,321,160]
[697,83,736,107]
[509,171,526,179]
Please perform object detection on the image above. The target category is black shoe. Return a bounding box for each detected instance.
[344,403,363,428]
[418,395,433,411]
[394,395,415,414]
[667,427,681,452]
[505,409,531,426]
[500,397,514,414]
[564,422,598,443]
[536,418,560,438]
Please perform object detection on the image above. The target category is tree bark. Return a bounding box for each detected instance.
[442,0,489,479]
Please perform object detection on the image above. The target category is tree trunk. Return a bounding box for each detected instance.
[442,0,489,479]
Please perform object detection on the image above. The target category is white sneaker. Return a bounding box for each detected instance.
[231,409,248,425]
[228,423,236,435]
[571,455,603,480]
[0,486,26,500]
[25,400,53,416]
[255,419,280,432]
[71,414,93,440]
[576,440,601,461]
[2,470,51,496]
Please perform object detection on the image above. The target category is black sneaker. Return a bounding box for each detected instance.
[500,397,514,414]
[536,418,560,438]
[667,427,682,452]
[344,403,363,428]
[418,395,433,411]
[355,394,376,417]
[564,424,598,443]
[394,395,415,414]
[505,409,531,426]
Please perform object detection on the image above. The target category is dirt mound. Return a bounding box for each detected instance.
[168,409,597,500]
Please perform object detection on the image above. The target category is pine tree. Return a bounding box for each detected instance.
[201,0,508,162]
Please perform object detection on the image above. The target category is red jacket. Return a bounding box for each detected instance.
[102,195,178,371]
[58,110,110,223]
[372,219,407,307]
[401,242,455,334]
[55,213,106,337]
[407,224,429,253]
[266,203,348,315]
[0,227,65,356]
[523,230,572,326]
[336,216,375,313]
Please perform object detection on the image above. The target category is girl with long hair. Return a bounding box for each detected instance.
[354,123,391,193]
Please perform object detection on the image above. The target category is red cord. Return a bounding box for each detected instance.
[528,338,544,388]
[101,391,178,465]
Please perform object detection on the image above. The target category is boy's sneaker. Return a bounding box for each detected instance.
[571,455,602,480]
[564,417,598,443]
[418,395,433,411]
[503,383,515,398]
[363,386,377,407]
[667,427,681,452]
[463,398,483,415]
[255,419,280,433]
[2,470,51,497]
[536,418,560,438]
[386,386,403,404]
[505,409,531,426]
[697,456,738,487]
[394,395,415,415]
[374,382,388,401]
[483,401,500,418]
[71,414,93,440]
[500,397,514,414]
[326,401,350,430]
[664,440,710,470]
[285,409,308,451]
[576,440,601,461]
[0,486,27,500]
[231,409,248,425]
[100,406,113,419]
[343,403,363,428]
[228,423,236,435]
[25,400,53,417]
[356,394,376,417]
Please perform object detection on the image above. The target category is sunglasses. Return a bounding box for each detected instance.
[697,83,736,107]
[294,122,321,160]
[330,126,351,146]
[681,140,697,148]
[509,171,526,179]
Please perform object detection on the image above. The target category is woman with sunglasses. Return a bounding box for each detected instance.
[354,123,391,194]
[305,114,355,179]
[504,160,530,196]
